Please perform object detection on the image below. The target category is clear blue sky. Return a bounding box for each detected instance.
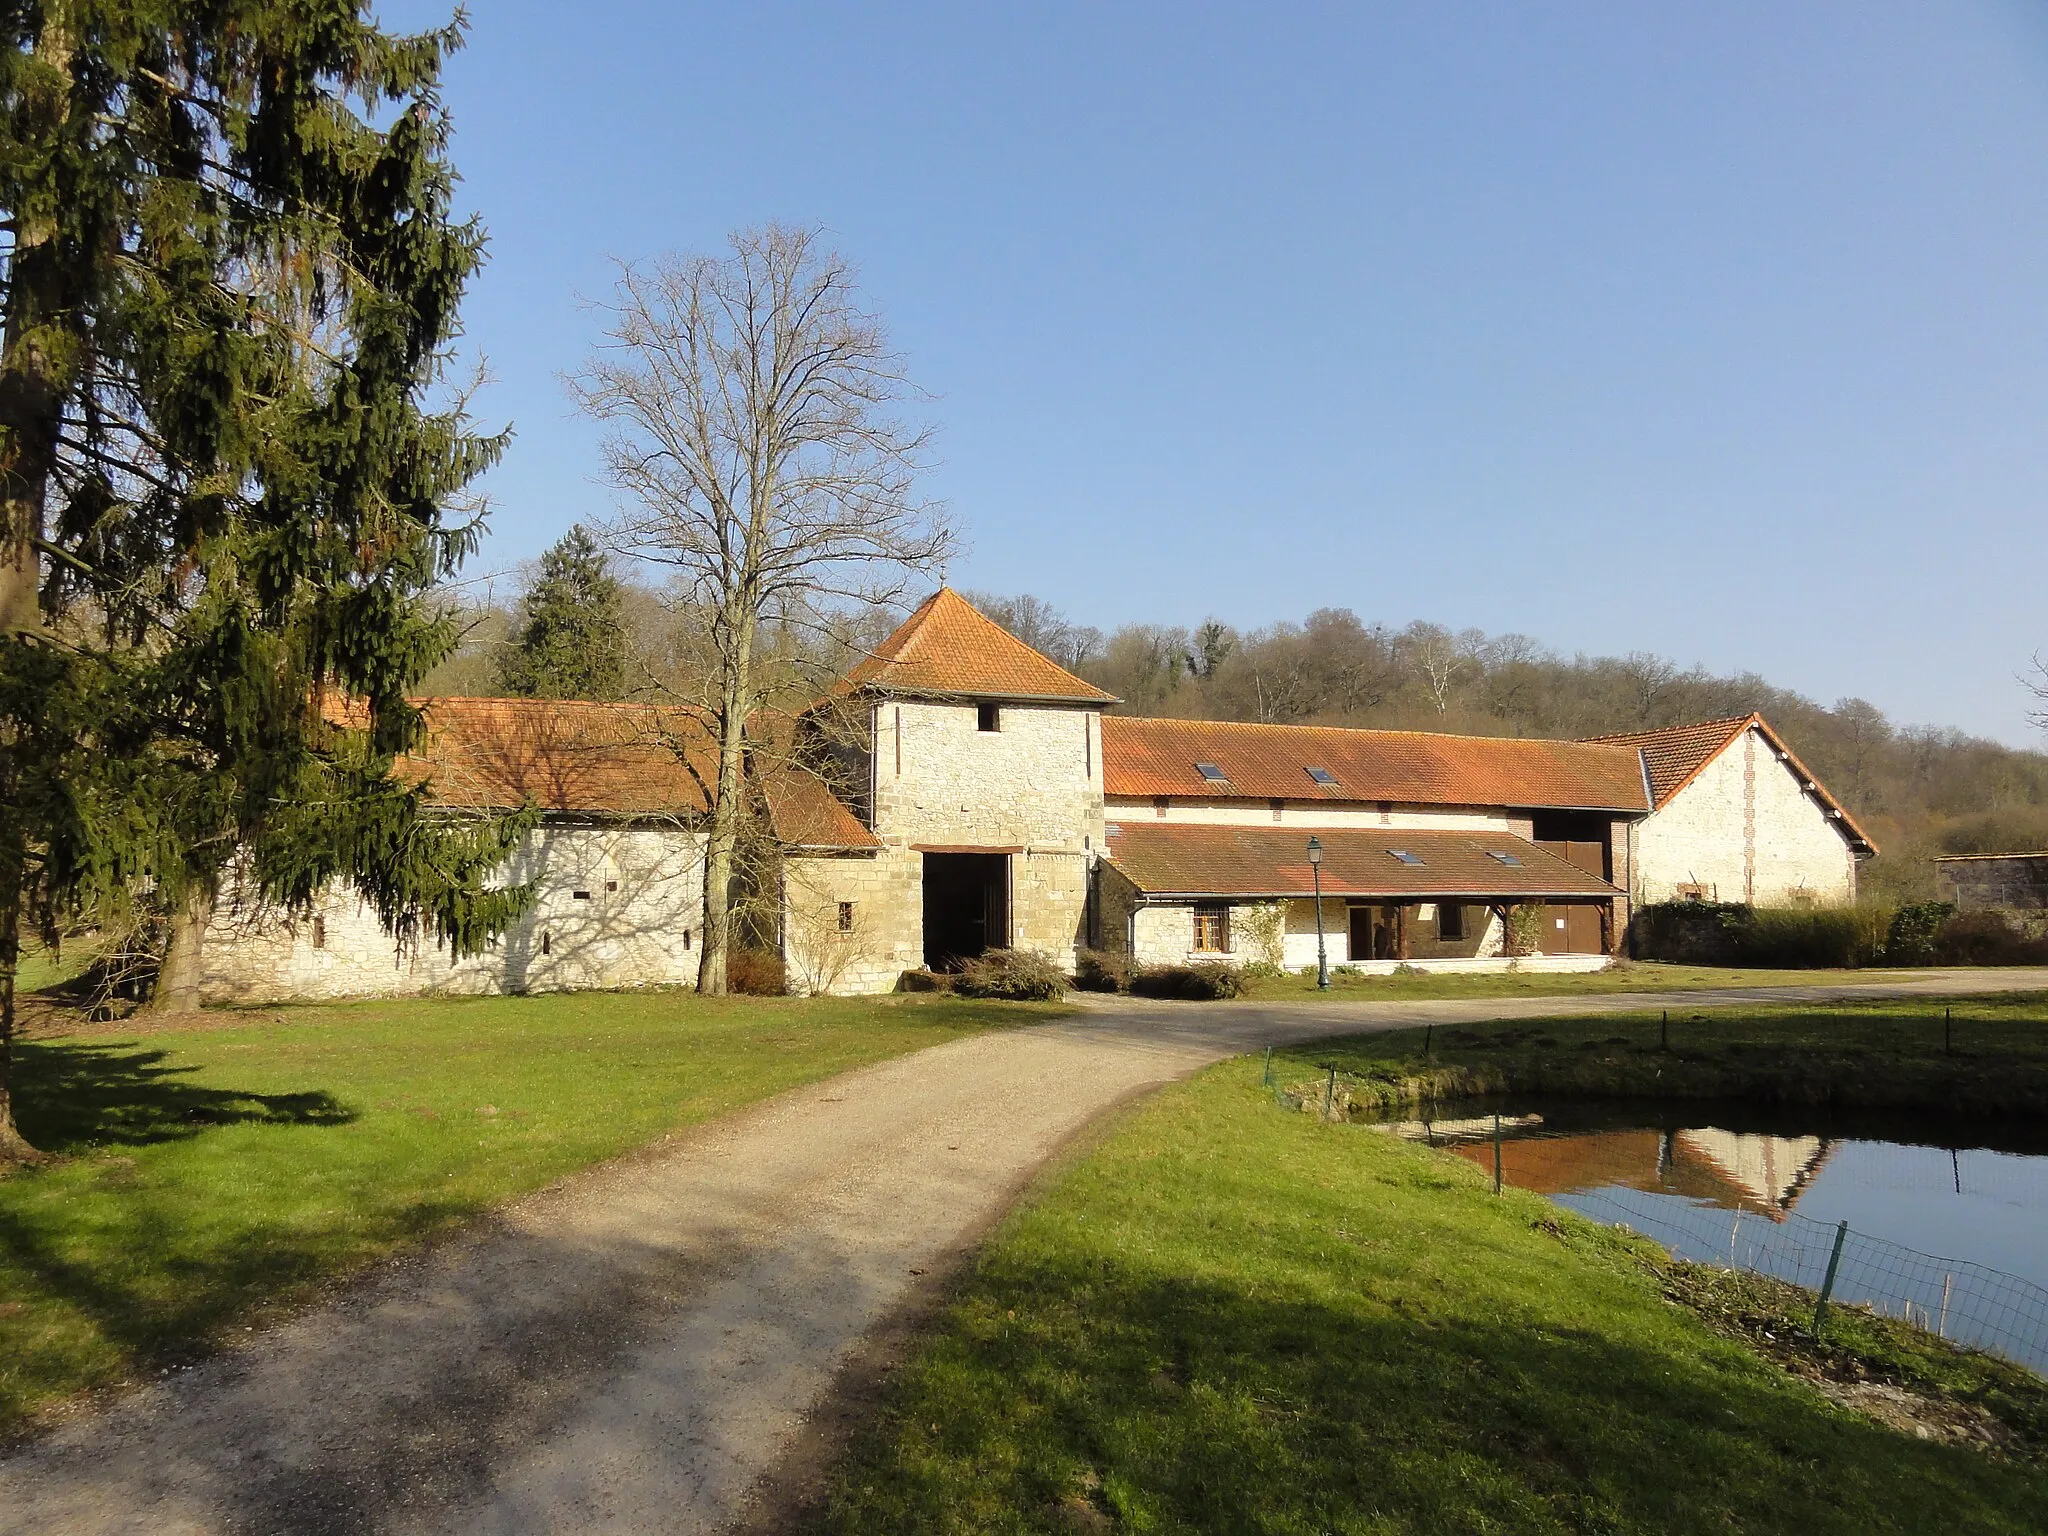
[386,1,2048,744]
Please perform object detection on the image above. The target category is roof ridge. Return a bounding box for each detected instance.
[835,586,1118,704]
[1109,714,1624,751]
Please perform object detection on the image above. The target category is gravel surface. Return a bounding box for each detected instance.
[4,971,2043,1534]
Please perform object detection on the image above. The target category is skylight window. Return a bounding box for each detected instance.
[1194,762,1230,785]
[1486,851,1524,867]
[1388,850,1424,866]
[1305,767,1340,787]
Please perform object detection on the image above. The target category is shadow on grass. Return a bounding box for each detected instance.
[11,1038,354,1156]
[822,1258,2048,1535]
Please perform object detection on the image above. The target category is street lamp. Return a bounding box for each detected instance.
[1306,836,1329,990]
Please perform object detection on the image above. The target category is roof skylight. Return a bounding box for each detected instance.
[1486,851,1524,867]
[1305,767,1340,787]
[1388,850,1424,866]
[1195,762,1230,784]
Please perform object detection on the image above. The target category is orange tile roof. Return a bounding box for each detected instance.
[1103,823,1623,899]
[400,697,879,850]
[1587,714,1876,854]
[1101,716,1650,812]
[836,588,1118,704]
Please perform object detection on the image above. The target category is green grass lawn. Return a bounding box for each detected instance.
[1282,992,2048,1115]
[0,988,1046,1438]
[1237,958,1970,1002]
[817,1061,2048,1534]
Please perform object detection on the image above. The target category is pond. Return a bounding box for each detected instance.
[1365,1100,2048,1372]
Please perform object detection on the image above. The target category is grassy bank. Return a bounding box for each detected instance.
[816,1063,2048,1534]
[0,989,1043,1438]
[1238,958,1960,1002]
[1275,992,2048,1116]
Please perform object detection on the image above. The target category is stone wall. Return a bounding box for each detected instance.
[1634,727,1858,907]
[201,822,705,1003]
[1936,854,2048,912]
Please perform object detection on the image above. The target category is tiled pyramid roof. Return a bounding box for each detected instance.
[1103,823,1621,899]
[1101,716,1651,812]
[836,588,1117,704]
[1586,713,1876,854]
[397,697,879,850]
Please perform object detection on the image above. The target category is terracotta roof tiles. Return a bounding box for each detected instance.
[1101,716,1650,812]
[1104,823,1622,899]
[836,588,1118,704]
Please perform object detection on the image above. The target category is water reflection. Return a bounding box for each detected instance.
[1373,1101,2048,1297]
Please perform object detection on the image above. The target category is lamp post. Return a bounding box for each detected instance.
[1307,836,1329,990]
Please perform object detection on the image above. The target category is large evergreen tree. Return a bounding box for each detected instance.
[496,524,628,700]
[0,4,533,1153]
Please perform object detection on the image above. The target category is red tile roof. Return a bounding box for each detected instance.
[400,698,879,850]
[1104,823,1623,899]
[1586,714,1876,854]
[1101,716,1650,812]
[836,588,1118,704]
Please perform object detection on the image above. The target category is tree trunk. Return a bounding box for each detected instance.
[149,885,213,1015]
[697,610,758,997]
[0,11,73,1163]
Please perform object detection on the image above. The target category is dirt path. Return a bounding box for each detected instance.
[4,971,2043,1534]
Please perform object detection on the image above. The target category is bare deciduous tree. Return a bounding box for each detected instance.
[2027,654,2048,735]
[571,225,954,995]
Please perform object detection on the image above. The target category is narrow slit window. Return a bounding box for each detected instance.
[572,889,592,900]
[837,901,855,933]
[977,701,1001,732]
[311,915,326,950]
[1305,767,1340,787]
[1388,850,1423,866]
[541,930,552,957]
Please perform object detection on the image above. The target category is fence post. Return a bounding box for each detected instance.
[1424,1022,1433,1059]
[1493,1111,1503,1195]
[1263,1046,1273,1087]
[1660,1009,1668,1052]
[1323,1066,1336,1122]
[1945,1007,1952,1057]
[1813,1220,1849,1332]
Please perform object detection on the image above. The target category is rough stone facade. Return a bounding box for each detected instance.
[1633,725,1860,907]
[806,698,1107,993]
[1935,854,2048,912]
[201,823,705,1003]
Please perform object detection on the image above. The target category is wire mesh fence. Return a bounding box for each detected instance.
[1260,1051,2048,1376]
[1559,1184,2048,1374]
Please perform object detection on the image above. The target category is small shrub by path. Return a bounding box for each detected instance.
[0,989,1046,1438]
[815,1065,2048,1535]
[1281,992,2048,1116]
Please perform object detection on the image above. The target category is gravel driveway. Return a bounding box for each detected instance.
[4,971,2043,1534]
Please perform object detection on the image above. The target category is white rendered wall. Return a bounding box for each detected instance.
[1634,728,1859,907]
[200,824,706,1003]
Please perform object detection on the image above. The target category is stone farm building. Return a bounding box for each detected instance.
[200,590,1876,1001]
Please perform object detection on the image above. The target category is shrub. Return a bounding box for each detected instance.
[1073,948,1134,994]
[1130,961,1244,1000]
[1932,910,2048,967]
[953,948,1066,1001]
[1631,901,1887,968]
[726,947,787,996]
[1885,902,1956,965]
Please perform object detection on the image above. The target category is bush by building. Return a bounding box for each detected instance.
[953,948,1067,1001]
[1128,961,1245,1000]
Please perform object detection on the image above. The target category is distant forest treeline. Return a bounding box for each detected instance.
[422,581,2048,901]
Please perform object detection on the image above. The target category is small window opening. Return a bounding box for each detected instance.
[1270,798,1284,823]
[311,915,326,950]
[1438,904,1466,940]
[541,930,552,956]
[1194,761,1229,785]
[1306,766,1340,787]
[1485,851,1524,867]
[572,889,592,900]
[1154,796,1170,818]
[1192,904,1230,953]
[606,880,619,892]
[977,701,1001,732]
[1388,850,1423,866]
[837,900,855,933]
[683,928,693,950]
